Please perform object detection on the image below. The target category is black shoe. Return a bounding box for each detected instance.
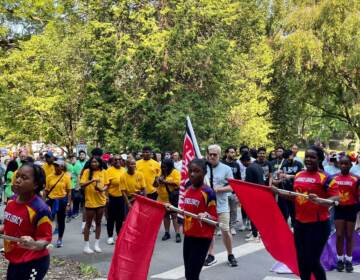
[161,232,171,241]
[175,233,181,243]
[345,260,353,273]
[204,254,217,266]
[336,260,345,272]
[228,254,238,267]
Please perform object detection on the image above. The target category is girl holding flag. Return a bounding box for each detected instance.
[272,146,339,280]
[182,159,217,280]
[1,163,52,280]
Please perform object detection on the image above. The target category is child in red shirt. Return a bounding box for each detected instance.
[183,159,217,280]
[332,156,360,272]
[0,163,52,280]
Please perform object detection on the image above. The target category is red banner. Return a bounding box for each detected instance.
[108,195,166,280]
[229,179,301,277]
[178,117,201,209]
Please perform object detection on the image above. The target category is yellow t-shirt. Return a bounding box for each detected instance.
[106,166,126,197]
[43,163,55,178]
[136,159,161,194]
[45,172,72,199]
[120,171,146,195]
[157,169,181,203]
[80,169,108,208]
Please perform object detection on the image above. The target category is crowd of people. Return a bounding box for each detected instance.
[0,143,359,280]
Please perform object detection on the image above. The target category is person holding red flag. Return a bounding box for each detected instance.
[271,146,339,280]
[183,159,217,280]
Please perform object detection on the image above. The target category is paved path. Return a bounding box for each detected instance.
[45,216,359,280]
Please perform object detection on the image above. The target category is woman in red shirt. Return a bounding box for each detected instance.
[272,146,339,280]
[332,156,360,272]
[183,159,217,280]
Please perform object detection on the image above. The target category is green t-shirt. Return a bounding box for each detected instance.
[67,163,81,189]
[5,171,14,198]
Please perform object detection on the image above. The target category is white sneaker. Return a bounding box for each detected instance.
[107,237,114,245]
[246,236,261,243]
[83,246,94,254]
[230,228,237,235]
[216,229,222,236]
[239,225,246,231]
[94,243,102,253]
[246,232,253,238]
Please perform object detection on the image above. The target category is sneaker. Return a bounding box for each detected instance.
[230,228,237,235]
[216,229,222,236]
[66,216,72,223]
[204,255,217,266]
[83,246,94,254]
[107,237,115,245]
[239,225,246,231]
[161,232,171,241]
[336,260,344,272]
[345,260,353,273]
[56,240,63,248]
[246,232,253,238]
[246,235,261,242]
[175,233,182,243]
[228,254,238,267]
[94,243,102,253]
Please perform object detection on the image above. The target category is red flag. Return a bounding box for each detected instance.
[178,116,201,210]
[108,195,166,280]
[229,179,301,277]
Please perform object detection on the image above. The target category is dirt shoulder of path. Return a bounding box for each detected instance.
[0,255,102,279]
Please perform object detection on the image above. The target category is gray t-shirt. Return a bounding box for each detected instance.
[206,162,234,213]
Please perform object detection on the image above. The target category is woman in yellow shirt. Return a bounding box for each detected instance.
[80,157,108,254]
[45,159,72,248]
[105,155,127,245]
[120,158,146,199]
[156,159,181,243]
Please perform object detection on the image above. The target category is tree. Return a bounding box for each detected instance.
[270,0,360,147]
[0,21,93,153]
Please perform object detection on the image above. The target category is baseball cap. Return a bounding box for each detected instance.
[45,151,54,158]
[53,159,65,166]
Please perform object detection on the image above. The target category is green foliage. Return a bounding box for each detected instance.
[270,0,360,146]
[2,0,359,152]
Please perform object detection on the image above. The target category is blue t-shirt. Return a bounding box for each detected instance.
[206,162,233,213]
[350,164,360,177]
[324,165,340,176]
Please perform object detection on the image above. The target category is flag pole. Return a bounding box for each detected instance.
[0,234,53,250]
[163,203,220,227]
[229,179,338,206]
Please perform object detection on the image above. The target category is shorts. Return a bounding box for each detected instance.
[334,205,359,223]
[218,212,230,232]
[7,255,50,280]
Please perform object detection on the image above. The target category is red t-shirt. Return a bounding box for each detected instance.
[330,174,360,206]
[4,195,52,264]
[183,185,217,239]
[294,170,338,223]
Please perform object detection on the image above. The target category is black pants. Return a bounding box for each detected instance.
[251,221,258,238]
[47,198,67,239]
[278,197,295,227]
[183,236,212,280]
[107,195,126,237]
[7,255,50,280]
[147,192,158,201]
[294,220,330,280]
[71,189,82,216]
